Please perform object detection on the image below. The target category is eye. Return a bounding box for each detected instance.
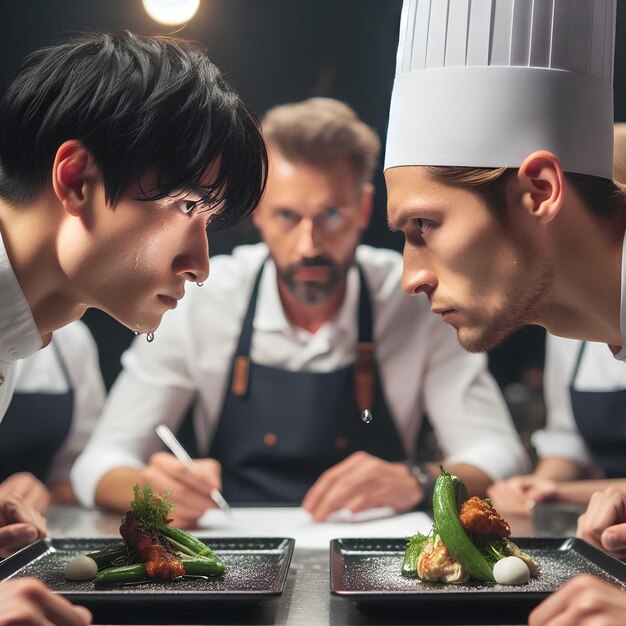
[176,199,198,214]
[325,207,340,220]
[277,208,295,220]
[275,208,300,228]
[413,218,434,235]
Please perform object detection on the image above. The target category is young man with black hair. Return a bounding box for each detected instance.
[384,1,625,624]
[0,31,266,624]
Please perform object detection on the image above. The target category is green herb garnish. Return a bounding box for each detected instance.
[130,483,175,530]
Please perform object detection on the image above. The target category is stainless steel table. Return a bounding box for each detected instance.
[44,504,581,626]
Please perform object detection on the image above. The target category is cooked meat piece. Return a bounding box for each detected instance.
[120,512,184,579]
[459,496,511,538]
[417,536,469,584]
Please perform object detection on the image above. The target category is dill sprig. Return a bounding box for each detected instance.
[130,483,175,530]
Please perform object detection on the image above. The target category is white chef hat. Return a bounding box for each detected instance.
[385,0,616,180]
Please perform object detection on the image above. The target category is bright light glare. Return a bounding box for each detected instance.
[142,0,200,25]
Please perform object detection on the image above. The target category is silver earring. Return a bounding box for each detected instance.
[196,282,204,287]
[147,332,155,343]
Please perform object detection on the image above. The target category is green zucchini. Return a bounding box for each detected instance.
[181,555,225,576]
[94,556,225,584]
[433,469,494,582]
[158,524,215,558]
[96,563,148,584]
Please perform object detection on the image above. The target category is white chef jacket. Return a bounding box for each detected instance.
[0,231,42,420]
[9,320,106,485]
[71,244,530,507]
[532,334,626,469]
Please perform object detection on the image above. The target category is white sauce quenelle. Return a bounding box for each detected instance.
[493,556,530,586]
[65,555,98,581]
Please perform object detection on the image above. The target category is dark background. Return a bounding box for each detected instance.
[3,0,625,395]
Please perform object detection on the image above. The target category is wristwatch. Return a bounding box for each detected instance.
[405,461,437,508]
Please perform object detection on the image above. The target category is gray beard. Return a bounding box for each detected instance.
[281,270,342,305]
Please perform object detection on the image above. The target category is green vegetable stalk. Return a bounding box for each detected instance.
[158,525,215,558]
[95,556,225,584]
[86,542,137,569]
[181,555,225,576]
[96,563,148,584]
[432,468,494,582]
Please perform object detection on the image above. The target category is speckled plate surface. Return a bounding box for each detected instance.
[0,537,294,611]
[330,537,626,616]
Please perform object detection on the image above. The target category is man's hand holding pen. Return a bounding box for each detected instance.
[140,451,222,528]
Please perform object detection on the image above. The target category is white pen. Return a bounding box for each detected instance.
[155,424,232,515]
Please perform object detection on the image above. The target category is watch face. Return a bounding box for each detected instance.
[408,463,430,484]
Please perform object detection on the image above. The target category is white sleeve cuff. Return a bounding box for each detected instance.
[445,438,532,482]
[70,452,144,509]
[530,429,594,467]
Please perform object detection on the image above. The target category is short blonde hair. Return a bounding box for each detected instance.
[261,97,380,185]
[425,165,625,220]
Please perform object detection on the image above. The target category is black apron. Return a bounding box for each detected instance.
[570,342,626,478]
[0,342,74,482]
[209,261,405,504]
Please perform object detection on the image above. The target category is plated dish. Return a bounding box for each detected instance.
[403,468,539,585]
[64,484,226,585]
[0,536,294,616]
[330,536,626,620]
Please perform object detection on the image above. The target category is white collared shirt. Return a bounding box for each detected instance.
[0,231,42,420]
[71,244,530,507]
[533,334,626,469]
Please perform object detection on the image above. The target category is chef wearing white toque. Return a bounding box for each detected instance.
[385,2,626,624]
[385,0,624,354]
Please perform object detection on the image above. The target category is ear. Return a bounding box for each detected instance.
[516,150,565,224]
[51,140,100,216]
[358,183,374,231]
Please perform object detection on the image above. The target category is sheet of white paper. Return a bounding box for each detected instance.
[196,507,433,550]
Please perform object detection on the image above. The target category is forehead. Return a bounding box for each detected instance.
[263,150,359,209]
[385,165,493,230]
[385,166,437,204]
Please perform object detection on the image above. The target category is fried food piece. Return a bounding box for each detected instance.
[459,496,511,538]
[417,536,469,584]
[120,512,184,579]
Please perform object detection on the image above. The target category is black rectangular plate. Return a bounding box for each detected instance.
[330,537,626,623]
[0,537,294,620]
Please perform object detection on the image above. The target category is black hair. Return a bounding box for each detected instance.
[0,31,267,230]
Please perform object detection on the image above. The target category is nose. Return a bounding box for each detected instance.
[174,222,210,284]
[402,246,437,297]
[402,269,437,297]
[295,219,320,258]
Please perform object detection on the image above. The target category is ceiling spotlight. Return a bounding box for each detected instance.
[142,0,201,26]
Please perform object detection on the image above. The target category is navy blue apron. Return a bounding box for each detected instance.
[570,342,626,478]
[0,342,74,482]
[209,261,405,504]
